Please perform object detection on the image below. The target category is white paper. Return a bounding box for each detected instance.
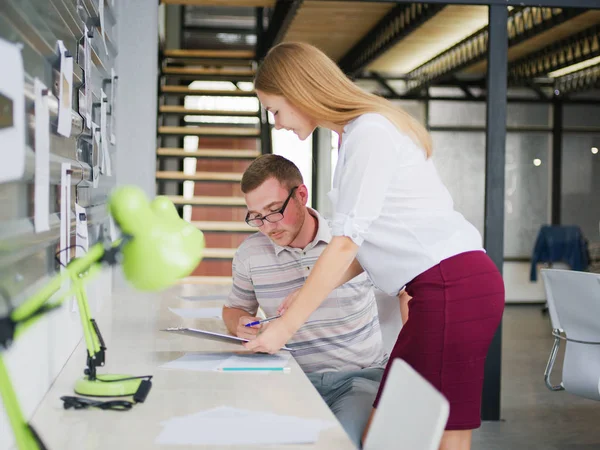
[109,68,116,144]
[0,38,25,183]
[60,163,72,302]
[156,407,333,446]
[108,213,118,242]
[92,123,100,188]
[84,25,92,128]
[169,307,222,320]
[100,89,111,176]
[34,78,50,233]
[75,203,89,256]
[177,295,228,302]
[56,41,73,137]
[160,352,291,372]
[99,0,108,55]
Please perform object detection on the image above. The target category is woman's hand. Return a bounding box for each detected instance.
[244,318,294,354]
[277,289,300,315]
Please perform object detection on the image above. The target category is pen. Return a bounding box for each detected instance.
[244,314,282,327]
[217,367,291,373]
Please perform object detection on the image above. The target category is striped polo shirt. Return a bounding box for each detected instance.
[226,208,387,373]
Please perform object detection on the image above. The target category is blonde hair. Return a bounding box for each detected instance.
[254,42,432,157]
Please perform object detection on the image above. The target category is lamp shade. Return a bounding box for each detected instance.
[108,186,205,291]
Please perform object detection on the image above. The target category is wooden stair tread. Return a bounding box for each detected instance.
[156,171,243,182]
[168,195,246,206]
[204,248,237,259]
[193,221,253,232]
[159,106,258,116]
[161,86,256,96]
[158,126,260,137]
[176,276,233,285]
[163,67,255,76]
[164,49,255,59]
[157,148,260,159]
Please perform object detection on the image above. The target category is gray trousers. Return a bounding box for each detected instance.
[307,367,384,449]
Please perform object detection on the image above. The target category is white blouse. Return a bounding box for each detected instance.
[328,113,483,295]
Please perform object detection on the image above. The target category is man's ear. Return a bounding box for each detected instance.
[296,184,309,206]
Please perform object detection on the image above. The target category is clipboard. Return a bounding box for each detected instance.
[161,327,294,351]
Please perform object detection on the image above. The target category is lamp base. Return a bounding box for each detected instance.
[74,374,142,397]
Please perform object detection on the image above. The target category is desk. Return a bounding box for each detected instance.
[30,285,356,449]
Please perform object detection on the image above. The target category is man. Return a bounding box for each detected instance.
[223,154,387,448]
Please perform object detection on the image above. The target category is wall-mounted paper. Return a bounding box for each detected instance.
[34,78,50,233]
[100,89,111,176]
[75,203,89,256]
[56,41,73,137]
[92,123,100,188]
[99,0,108,55]
[0,38,25,183]
[109,68,116,144]
[60,162,72,269]
[83,26,92,128]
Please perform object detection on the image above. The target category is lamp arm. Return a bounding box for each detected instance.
[0,354,46,450]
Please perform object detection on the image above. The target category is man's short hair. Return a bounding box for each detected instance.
[241,154,304,193]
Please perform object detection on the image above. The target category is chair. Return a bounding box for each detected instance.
[541,269,600,401]
[363,359,449,450]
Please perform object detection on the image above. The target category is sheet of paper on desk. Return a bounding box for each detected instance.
[168,307,222,319]
[161,327,294,351]
[156,406,334,446]
[160,352,291,372]
[177,294,228,302]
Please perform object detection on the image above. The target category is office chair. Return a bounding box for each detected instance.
[363,359,449,450]
[541,269,600,401]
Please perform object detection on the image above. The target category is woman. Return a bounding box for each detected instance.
[245,42,505,450]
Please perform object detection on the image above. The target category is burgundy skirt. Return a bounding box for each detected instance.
[373,250,505,430]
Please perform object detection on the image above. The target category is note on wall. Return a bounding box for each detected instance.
[34,78,50,233]
[56,41,73,137]
[99,0,108,55]
[109,68,117,144]
[83,25,92,128]
[75,203,89,257]
[60,163,72,270]
[100,89,111,176]
[0,38,25,183]
[92,122,100,188]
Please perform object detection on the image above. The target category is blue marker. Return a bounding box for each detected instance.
[244,314,282,327]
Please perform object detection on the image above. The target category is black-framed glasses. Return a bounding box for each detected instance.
[245,186,299,227]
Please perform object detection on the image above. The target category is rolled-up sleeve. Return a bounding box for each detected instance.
[226,251,259,315]
[331,121,401,246]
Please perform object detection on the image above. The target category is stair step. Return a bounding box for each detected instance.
[158,126,260,137]
[176,276,233,285]
[159,106,258,117]
[162,67,255,78]
[160,86,256,97]
[168,195,246,207]
[203,248,237,259]
[193,221,253,232]
[164,49,254,59]
[156,171,242,182]
[157,148,260,159]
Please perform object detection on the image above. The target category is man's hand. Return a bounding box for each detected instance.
[236,316,265,340]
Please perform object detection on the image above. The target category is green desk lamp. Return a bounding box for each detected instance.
[0,186,205,450]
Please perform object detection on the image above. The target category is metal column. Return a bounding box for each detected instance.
[551,99,563,225]
[482,4,507,422]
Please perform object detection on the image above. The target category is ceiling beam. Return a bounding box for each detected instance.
[405,7,586,95]
[334,0,599,8]
[370,72,400,97]
[338,3,445,77]
[555,62,600,95]
[257,0,303,59]
[508,25,600,83]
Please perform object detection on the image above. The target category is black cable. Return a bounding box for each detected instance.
[54,245,89,268]
[95,375,153,383]
[60,396,133,411]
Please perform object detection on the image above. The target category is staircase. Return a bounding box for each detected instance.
[158,48,269,284]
